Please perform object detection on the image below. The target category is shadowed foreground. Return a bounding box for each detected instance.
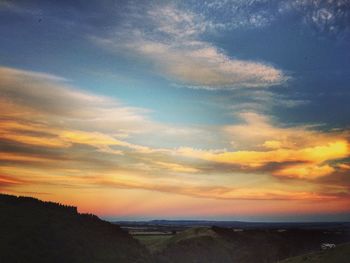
[279,242,350,263]
[152,226,350,263]
[0,194,151,263]
[1,193,349,263]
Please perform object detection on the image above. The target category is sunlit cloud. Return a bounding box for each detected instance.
[0,66,349,216]
[224,112,347,150]
[175,112,349,179]
[0,152,56,163]
[154,161,199,173]
[0,174,25,190]
[98,176,339,201]
[176,140,348,178]
[274,164,335,179]
[337,163,350,170]
[94,4,287,89]
[0,0,349,221]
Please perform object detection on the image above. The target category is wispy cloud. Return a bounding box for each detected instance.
[0,66,349,208]
[0,174,25,189]
[279,0,350,35]
[98,175,340,201]
[94,4,287,89]
[197,0,350,35]
[192,0,278,30]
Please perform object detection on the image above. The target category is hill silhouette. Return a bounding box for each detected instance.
[1,193,349,263]
[0,194,151,263]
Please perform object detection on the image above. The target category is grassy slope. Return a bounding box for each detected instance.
[279,243,350,263]
[135,227,219,254]
[152,226,350,263]
[155,227,233,263]
[0,194,151,263]
[135,235,173,253]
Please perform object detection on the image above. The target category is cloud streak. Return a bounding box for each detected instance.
[95,4,287,89]
[0,66,349,212]
[173,112,350,179]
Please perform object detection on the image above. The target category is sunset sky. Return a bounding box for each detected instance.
[0,0,349,221]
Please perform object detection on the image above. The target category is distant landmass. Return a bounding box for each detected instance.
[1,193,349,263]
[115,219,350,229]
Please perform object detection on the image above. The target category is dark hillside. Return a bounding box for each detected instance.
[155,226,350,263]
[279,242,350,263]
[0,194,151,263]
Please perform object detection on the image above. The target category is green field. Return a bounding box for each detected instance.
[134,235,173,253]
[133,227,218,253]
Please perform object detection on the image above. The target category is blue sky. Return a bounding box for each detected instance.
[1,0,350,127]
[0,0,350,221]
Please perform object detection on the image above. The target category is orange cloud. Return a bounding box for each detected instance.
[0,65,349,217]
[0,152,56,163]
[177,140,350,179]
[154,161,199,173]
[337,163,350,170]
[177,140,348,174]
[273,164,335,179]
[0,174,24,188]
[95,173,337,201]
[224,112,347,150]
